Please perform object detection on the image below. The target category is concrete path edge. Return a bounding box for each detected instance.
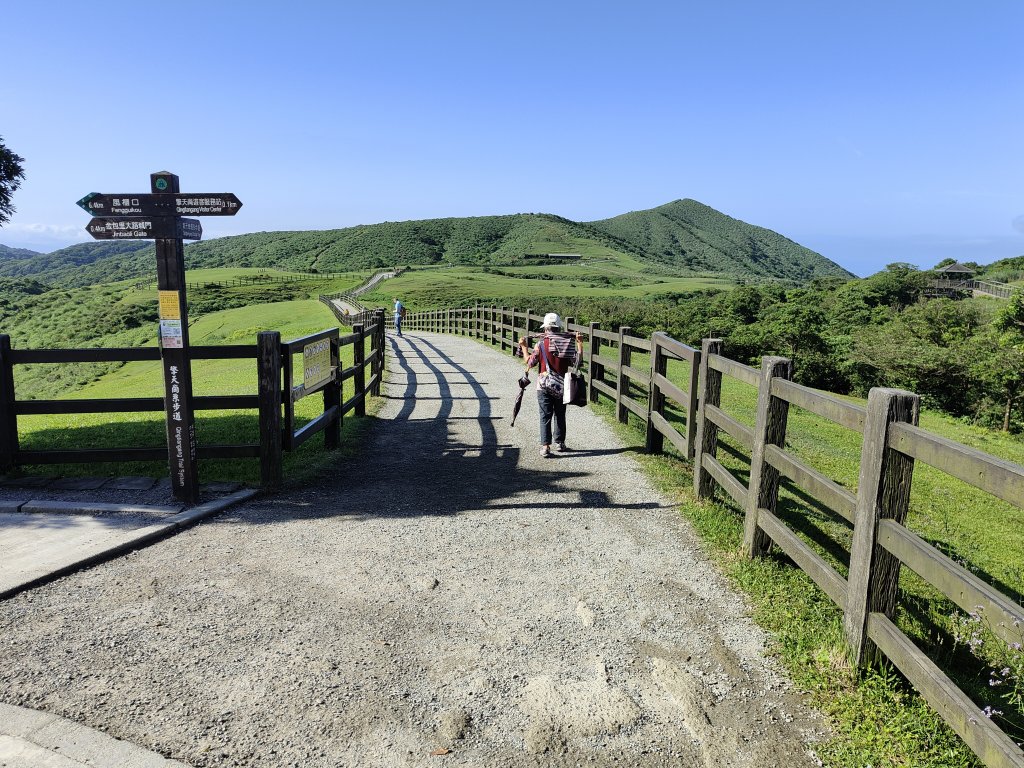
[0,488,260,601]
[0,702,189,767]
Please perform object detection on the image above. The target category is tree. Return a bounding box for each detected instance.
[0,137,26,227]
[982,289,1024,430]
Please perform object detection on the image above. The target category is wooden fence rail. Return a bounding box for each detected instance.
[0,312,385,490]
[402,303,1024,768]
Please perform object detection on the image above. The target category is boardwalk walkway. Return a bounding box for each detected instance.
[0,331,824,767]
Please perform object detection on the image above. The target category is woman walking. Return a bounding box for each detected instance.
[520,313,584,458]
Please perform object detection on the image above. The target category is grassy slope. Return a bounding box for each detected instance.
[589,199,852,280]
[357,259,734,312]
[15,298,363,483]
[1,199,846,286]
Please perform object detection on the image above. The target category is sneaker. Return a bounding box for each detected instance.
[556,442,568,452]
[541,446,553,458]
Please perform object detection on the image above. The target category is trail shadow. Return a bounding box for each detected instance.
[259,334,663,521]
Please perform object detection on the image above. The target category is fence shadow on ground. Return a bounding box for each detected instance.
[240,332,666,522]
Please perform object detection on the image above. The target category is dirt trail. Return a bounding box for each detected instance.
[0,331,826,767]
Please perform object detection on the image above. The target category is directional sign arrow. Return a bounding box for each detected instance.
[77,192,242,217]
[85,217,203,241]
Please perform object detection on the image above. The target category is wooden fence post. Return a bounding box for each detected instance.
[588,322,602,403]
[499,307,507,351]
[489,306,496,345]
[324,335,341,450]
[686,346,701,460]
[743,356,793,557]
[693,338,723,499]
[616,326,632,424]
[257,331,283,490]
[474,302,480,339]
[372,310,385,396]
[0,335,18,473]
[844,387,920,666]
[353,323,366,417]
[646,333,665,454]
[523,309,533,357]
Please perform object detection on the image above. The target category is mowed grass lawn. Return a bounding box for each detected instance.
[362,259,733,310]
[13,299,376,484]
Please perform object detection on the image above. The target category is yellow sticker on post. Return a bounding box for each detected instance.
[158,291,181,320]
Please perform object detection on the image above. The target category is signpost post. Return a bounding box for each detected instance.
[80,171,242,504]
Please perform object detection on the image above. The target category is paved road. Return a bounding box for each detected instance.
[0,331,825,767]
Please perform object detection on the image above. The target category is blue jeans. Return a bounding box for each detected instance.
[394,315,402,335]
[537,390,566,445]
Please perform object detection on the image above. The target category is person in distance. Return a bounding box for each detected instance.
[520,312,583,458]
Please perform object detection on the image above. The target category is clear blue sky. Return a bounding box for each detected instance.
[3,1,1022,277]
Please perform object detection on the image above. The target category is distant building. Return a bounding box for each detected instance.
[934,262,976,277]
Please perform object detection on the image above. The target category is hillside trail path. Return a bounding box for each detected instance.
[0,331,826,768]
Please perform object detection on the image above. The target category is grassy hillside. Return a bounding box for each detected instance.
[14,298,355,483]
[0,240,150,284]
[0,268,370,399]
[589,199,851,280]
[0,198,849,287]
[0,244,41,260]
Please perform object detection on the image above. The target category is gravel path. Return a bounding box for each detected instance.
[0,331,825,767]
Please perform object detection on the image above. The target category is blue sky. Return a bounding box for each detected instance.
[2,1,1022,277]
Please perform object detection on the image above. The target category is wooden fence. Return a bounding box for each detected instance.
[0,311,385,490]
[404,303,1024,768]
[926,279,1015,300]
[134,270,353,292]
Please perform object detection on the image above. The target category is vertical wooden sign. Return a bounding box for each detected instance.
[152,171,199,504]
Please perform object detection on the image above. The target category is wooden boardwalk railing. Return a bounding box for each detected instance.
[0,311,385,490]
[405,303,1024,768]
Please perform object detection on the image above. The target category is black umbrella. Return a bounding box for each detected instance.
[510,373,530,426]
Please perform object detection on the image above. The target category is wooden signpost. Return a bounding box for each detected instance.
[80,171,242,504]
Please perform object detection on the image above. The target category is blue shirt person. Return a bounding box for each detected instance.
[394,299,404,336]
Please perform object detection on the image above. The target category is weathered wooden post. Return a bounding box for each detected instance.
[646,333,666,454]
[150,172,200,504]
[257,331,283,489]
[0,335,17,473]
[693,338,723,499]
[353,323,366,418]
[500,307,509,352]
[588,322,602,403]
[324,335,341,450]
[372,310,385,396]
[686,346,701,460]
[616,326,632,424]
[474,302,480,339]
[523,308,533,358]
[743,356,794,557]
[844,387,919,666]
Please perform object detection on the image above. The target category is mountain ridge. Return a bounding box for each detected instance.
[0,199,853,285]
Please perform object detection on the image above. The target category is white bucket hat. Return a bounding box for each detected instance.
[542,312,561,329]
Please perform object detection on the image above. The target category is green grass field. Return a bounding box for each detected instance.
[12,299,374,484]
[359,256,734,311]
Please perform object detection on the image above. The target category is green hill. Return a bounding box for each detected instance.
[587,199,851,280]
[0,244,41,260]
[0,240,150,284]
[0,199,851,285]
